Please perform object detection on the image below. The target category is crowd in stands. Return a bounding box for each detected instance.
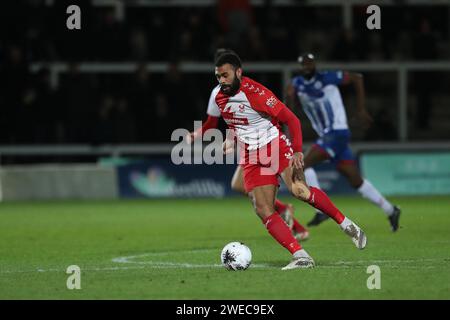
[0,0,448,145]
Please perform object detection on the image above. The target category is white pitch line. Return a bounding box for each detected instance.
[0,265,148,274]
[112,248,276,269]
[111,248,218,264]
[332,258,448,265]
[0,263,440,275]
[0,251,447,274]
[111,250,449,270]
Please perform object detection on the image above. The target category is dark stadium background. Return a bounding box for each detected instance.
[1,0,449,163]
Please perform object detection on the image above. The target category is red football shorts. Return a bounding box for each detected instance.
[240,135,294,193]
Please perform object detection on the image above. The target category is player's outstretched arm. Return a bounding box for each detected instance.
[285,84,301,111]
[186,115,219,144]
[222,128,236,155]
[343,72,373,128]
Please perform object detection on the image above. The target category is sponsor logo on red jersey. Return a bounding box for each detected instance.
[266,96,277,108]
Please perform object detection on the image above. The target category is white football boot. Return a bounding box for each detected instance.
[343,221,367,250]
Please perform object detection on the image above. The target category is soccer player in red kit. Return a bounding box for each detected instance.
[212,52,367,269]
[187,49,309,241]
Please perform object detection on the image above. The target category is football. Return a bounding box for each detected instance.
[220,242,252,271]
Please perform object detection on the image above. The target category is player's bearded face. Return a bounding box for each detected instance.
[216,65,241,96]
[221,72,240,95]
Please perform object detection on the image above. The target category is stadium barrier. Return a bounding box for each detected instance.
[361,151,450,196]
[0,164,118,201]
[0,158,354,201]
[1,142,449,201]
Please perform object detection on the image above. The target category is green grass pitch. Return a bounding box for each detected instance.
[0,196,449,299]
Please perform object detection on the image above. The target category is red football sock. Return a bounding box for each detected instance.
[293,219,307,233]
[307,187,345,224]
[263,212,302,254]
[274,199,288,213]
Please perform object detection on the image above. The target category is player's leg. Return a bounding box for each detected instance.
[303,144,331,169]
[250,184,314,269]
[303,145,331,226]
[231,165,258,213]
[233,165,307,234]
[231,165,247,195]
[270,138,309,238]
[337,160,401,232]
[281,165,367,250]
[244,136,314,269]
[231,166,258,219]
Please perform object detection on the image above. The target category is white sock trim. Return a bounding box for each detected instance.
[293,249,310,259]
[358,179,394,216]
[339,217,353,230]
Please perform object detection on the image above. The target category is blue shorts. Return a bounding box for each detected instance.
[312,130,356,166]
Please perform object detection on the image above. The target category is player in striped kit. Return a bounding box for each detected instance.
[286,53,401,231]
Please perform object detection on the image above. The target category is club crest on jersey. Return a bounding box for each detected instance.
[224,103,244,113]
[266,96,277,108]
[314,81,323,89]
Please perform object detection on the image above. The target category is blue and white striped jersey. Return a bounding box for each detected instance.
[291,71,349,136]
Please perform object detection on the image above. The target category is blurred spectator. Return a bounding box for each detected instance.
[331,29,361,61]
[244,26,268,60]
[31,67,60,143]
[127,64,155,143]
[367,33,389,61]
[95,94,137,144]
[412,18,438,60]
[412,18,438,130]
[148,13,169,61]
[170,10,212,61]
[95,94,116,144]
[94,7,126,61]
[0,45,31,144]
[364,107,397,141]
[58,63,96,143]
[177,30,195,61]
[129,27,148,62]
[115,97,136,143]
[187,13,210,60]
[162,62,192,130]
[264,10,291,60]
[391,30,412,61]
[153,94,171,142]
